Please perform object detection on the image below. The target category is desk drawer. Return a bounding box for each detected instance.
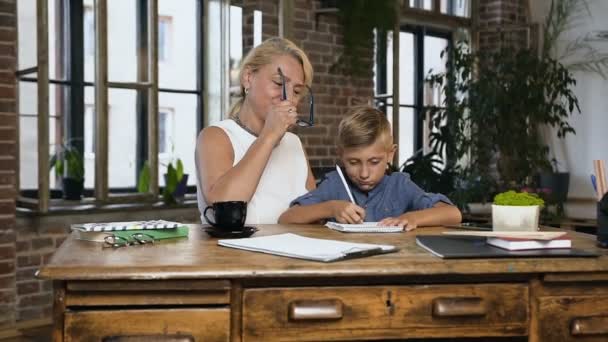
[538,295,608,341]
[243,284,528,341]
[65,308,229,342]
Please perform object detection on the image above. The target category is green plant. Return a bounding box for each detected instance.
[333,0,396,74]
[494,190,545,207]
[543,0,608,78]
[137,158,186,204]
[49,141,84,181]
[424,41,580,194]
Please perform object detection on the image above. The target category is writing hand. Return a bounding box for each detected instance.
[331,200,366,224]
[379,214,418,232]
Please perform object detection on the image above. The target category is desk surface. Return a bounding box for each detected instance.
[38,224,608,281]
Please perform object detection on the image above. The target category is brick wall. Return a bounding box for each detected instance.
[477,0,531,51]
[0,0,16,329]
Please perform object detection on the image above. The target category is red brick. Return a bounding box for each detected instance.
[0,29,15,42]
[0,199,14,214]
[15,267,36,282]
[53,236,67,248]
[31,237,53,250]
[0,101,16,113]
[0,274,14,288]
[0,56,14,70]
[0,14,14,28]
[0,2,15,16]
[0,243,14,259]
[18,293,51,307]
[17,307,44,321]
[17,254,40,267]
[0,260,14,273]
[16,281,39,295]
[0,228,14,244]
[15,240,29,252]
[0,127,15,140]
[0,85,14,97]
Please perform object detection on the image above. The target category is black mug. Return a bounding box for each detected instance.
[597,193,608,248]
[204,201,247,230]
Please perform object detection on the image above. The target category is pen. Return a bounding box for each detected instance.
[336,165,356,204]
[591,174,598,193]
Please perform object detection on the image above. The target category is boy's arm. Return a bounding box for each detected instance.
[379,202,462,231]
[278,201,366,224]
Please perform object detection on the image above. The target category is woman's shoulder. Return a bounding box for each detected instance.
[198,120,233,145]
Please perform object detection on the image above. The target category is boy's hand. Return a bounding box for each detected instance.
[379,214,418,232]
[331,200,366,224]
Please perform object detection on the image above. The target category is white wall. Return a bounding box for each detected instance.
[530,0,608,219]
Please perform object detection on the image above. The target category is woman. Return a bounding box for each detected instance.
[196,37,316,224]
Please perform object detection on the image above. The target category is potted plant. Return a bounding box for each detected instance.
[138,159,189,204]
[492,190,545,231]
[50,141,85,200]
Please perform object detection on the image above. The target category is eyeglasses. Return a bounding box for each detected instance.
[103,233,155,248]
[277,67,314,127]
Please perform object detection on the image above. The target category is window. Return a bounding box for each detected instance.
[375,27,451,167]
[17,0,205,211]
[84,6,94,57]
[158,16,172,62]
[158,108,174,155]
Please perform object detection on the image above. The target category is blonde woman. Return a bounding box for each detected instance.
[196,37,316,224]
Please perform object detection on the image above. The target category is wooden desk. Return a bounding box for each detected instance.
[38,225,608,341]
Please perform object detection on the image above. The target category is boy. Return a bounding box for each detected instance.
[278,106,461,231]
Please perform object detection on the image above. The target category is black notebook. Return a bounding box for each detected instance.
[416,235,599,259]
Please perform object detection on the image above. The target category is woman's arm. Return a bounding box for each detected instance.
[197,127,278,203]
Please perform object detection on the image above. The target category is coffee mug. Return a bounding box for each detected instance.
[204,201,247,230]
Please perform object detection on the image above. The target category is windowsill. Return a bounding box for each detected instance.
[16,194,198,217]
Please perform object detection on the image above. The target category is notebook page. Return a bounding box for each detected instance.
[325,222,403,233]
[218,233,397,262]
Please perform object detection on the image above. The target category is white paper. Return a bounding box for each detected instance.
[218,233,397,262]
[325,222,403,233]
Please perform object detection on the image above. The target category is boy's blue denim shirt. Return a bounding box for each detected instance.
[290,170,453,222]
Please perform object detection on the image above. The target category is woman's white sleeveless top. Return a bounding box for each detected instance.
[196,119,309,224]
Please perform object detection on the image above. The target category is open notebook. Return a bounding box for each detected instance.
[218,233,398,262]
[325,222,403,233]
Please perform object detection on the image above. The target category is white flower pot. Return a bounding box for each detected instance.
[491,204,540,231]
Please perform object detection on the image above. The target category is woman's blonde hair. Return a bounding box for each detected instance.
[338,106,393,150]
[229,37,314,118]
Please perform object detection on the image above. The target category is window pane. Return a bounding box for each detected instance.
[229,5,242,109]
[386,106,415,167]
[108,89,137,188]
[17,0,36,71]
[386,31,415,106]
[158,92,197,186]
[108,0,137,82]
[84,3,95,82]
[19,83,65,191]
[84,86,96,188]
[424,36,449,107]
[159,0,197,90]
[409,0,432,10]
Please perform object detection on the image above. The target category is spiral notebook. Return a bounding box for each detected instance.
[325,222,403,233]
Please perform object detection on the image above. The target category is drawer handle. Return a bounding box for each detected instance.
[432,297,487,317]
[288,299,343,321]
[571,316,608,336]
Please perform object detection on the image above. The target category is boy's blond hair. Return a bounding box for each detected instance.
[338,106,393,150]
[229,37,314,118]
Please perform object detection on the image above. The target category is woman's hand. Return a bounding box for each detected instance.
[379,214,418,231]
[259,100,298,142]
[330,200,366,224]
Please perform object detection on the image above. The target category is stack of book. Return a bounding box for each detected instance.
[71,220,188,243]
[443,231,571,251]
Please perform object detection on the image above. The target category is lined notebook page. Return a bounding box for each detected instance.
[325,222,403,233]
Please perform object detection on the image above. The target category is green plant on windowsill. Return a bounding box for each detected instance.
[49,140,85,200]
[137,159,189,205]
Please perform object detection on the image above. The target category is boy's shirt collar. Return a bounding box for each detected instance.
[351,174,389,205]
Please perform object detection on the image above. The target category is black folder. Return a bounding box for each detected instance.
[416,235,599,259]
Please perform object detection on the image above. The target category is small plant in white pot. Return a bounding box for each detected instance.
[492,191,545,231]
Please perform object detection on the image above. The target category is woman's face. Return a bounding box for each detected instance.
[243,54,305,120]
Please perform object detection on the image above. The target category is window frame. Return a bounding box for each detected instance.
[16,0,205,212]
